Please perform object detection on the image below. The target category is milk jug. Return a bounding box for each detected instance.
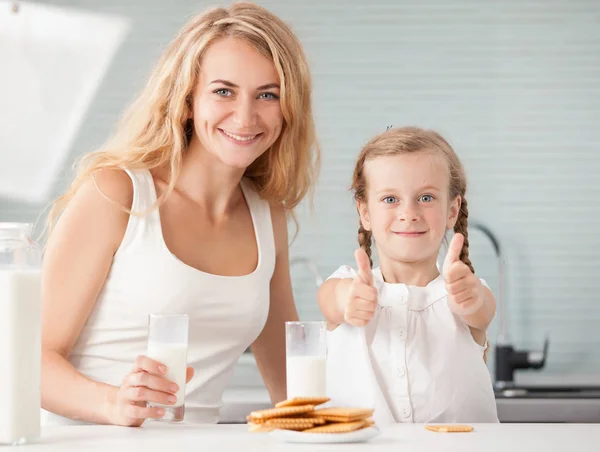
[0,223,42,445]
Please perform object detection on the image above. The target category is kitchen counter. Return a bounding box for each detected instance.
[221,386,600,423]
[8,423,599,451]
[225,355,600,423]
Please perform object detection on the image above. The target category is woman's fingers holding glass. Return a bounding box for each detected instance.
[127,370,179,395]
[125,404,166,420]
[132,355,168,375]
[185,366,194,383]
[125,385,177,406]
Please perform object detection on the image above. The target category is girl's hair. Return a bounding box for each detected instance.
[46,2,319,232]
[351,126,473,272]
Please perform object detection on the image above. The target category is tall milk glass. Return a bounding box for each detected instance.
[0,223,42,445]
[285,321,327,398]
[147,314,189,422]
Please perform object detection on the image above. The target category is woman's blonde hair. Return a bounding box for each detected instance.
[47,2,319,232]
[352,126,473,272]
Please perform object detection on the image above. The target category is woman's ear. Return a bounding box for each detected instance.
[446,195,461,230]
[358,200,371,231]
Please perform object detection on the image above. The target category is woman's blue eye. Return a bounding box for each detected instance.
[382,196,398,204]
[419,194,434,202]
[259,92,279,100]
[214,88,232,96]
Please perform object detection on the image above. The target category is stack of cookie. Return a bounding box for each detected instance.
[246,397,375,434]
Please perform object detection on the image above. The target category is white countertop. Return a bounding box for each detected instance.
[9,423,599,452]
[224,357,600,423]
[221,386,600,423]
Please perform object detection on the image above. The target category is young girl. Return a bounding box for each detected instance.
[318,126,498,426]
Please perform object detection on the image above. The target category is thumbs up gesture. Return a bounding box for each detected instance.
[443,233,484,316]
[340,248,378,327]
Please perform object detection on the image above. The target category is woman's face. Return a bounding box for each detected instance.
[190,37,284,170]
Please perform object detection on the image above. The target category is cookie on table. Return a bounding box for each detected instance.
[314,407,374,422]
[247,404,314,421]
[275,397,330,408]
[297,414,327,425]
[303,420,367,434]
[425,424,474,433]
[264,418,317,431]
[247,422,274,433]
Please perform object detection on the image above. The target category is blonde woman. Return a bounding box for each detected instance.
[41,3,319,427]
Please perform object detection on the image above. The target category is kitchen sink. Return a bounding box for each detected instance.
[495,386,600,399]
[495,386,600,422]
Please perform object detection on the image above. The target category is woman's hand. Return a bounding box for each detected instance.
[107,355,194,427]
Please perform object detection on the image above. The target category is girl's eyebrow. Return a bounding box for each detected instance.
[375,185,441,195]
[374,187,398,195]
[417,185,442,192]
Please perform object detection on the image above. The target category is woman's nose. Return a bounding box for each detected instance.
[232,97,257,128]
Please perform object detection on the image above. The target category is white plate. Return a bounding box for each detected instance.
[269,427,380,444]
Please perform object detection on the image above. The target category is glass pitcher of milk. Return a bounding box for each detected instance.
[0,223,42,445]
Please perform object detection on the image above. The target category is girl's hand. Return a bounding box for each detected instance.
[444,233,484,316]
[341,248,378,327]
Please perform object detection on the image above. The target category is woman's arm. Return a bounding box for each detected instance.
[250,204,299,404]
[42,170,131,423]
[42,170,178,426]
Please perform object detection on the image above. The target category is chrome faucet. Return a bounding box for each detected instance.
[468,222,549,389]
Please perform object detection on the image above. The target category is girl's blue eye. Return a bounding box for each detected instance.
[419,194,434,202]
[214,88,232,97]
[259,92,279,100]
[382,196,398,204]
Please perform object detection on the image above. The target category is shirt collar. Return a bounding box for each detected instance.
[372,267,447,311]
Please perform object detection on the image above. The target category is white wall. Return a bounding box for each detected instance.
[2,0,599,377]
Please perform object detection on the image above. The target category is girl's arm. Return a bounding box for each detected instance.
[317,278,352,327]
[444,234,497,345]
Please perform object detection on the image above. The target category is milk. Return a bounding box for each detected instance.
[0,270,41,444]
[286,355,327,398]
[146,342,187,406]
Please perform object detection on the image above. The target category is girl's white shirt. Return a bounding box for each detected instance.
[325,265,499,426]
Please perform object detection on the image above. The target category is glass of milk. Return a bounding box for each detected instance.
[147,314,189,422]
[285,321,327,399]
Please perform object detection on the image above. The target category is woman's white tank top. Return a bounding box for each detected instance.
[43,169,275,425]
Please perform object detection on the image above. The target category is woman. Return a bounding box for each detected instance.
[41,2,319,427]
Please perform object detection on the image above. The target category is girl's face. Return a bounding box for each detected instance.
[358,152,460,267]
[190,37,284,169]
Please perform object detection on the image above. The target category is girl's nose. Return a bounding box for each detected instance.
[397,203,420,222]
